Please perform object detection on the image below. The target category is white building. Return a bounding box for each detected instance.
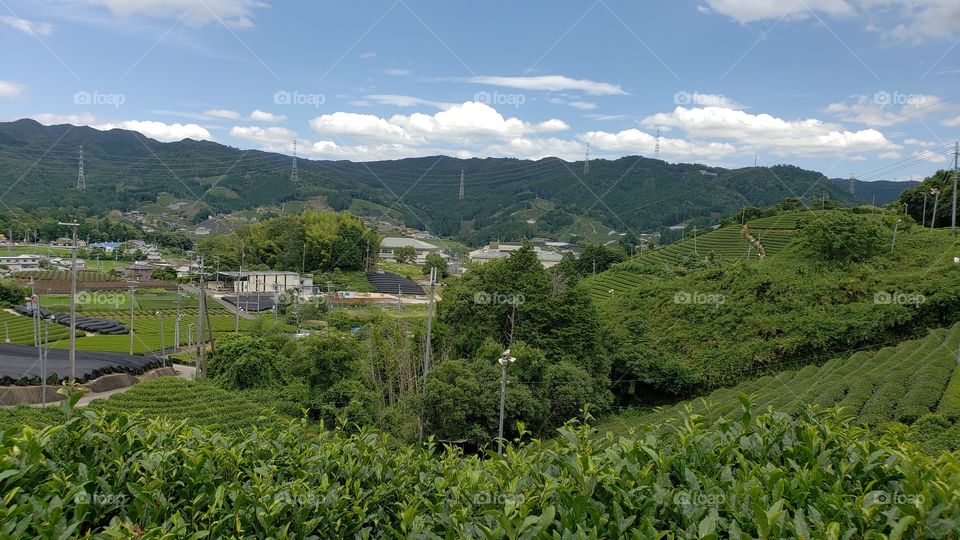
[0,254,40,271]
[379,237,443,265]
[220,271,302,293]
[468,242,564,268]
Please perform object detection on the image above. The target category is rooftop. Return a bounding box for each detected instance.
[380,237,440,250]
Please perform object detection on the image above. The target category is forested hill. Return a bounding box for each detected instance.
[0,118,874,235]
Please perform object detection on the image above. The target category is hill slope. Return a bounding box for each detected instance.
[0,119,865,240]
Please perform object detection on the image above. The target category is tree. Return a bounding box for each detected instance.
[394,245,416,264]
[208,334,284,390]
[150,267,177,281]
[797,211,886,263]
[574,244,626,275]
[424,253,447,277]
[0,279,27,307]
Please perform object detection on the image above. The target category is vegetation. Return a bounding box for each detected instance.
[1,392,958,537]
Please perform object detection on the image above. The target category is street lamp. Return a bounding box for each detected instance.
[497,348,517,454]
[42,314,55,405]
[155,311,165,361]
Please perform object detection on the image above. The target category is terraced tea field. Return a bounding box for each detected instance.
[0,310,79,345]
[601,323,960,433]
[586,271,656,302]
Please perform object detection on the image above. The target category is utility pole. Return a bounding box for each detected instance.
[922,192,929,228]
[931,188,941,231]
[58,221,79,383]
[497,348,517,454]
[419,267,437,442]
[892,219,901,253]
[197,256,207,378]
[236,243,244,332]
[952,141,958,239]
[128,284,136,355]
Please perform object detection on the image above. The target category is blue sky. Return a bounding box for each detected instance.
[0,0,958,181]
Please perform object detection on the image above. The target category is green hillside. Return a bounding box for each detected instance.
[0,120,865,242]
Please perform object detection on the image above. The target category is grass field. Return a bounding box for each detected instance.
[600,322,960,434]
[0,246,72,257]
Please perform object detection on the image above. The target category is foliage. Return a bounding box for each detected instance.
[2,400,959,537]
[393,245,416,264]
[424,252,448,278]
[796,211,887,262]
[573,244,626,275]
[0,278,27,307]
[208,333,284,390]
[149,266,176,281]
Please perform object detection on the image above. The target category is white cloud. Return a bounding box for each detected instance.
[903,138,938,147]
[382,68,413,76]
[95,120,212,142]
[229,125,297,151]
[584,128,738,161]
[468,75,628,96]
[642,106,898,156]
[674,91,745,109]
[0,80,26,99]
[83,0,266,28]
[0,16,53,36]
[912,149,951,163]
[359,51,377,59]
[249,109,286,122]
[548,97,598,110]
[700,0,854,23]
[879,150,902,159]
[310,112,418,143]
[701,0,960,42]
[826,93,945,126]
[205,109,242,120]
[943,115,960,127]
[310,102,570,147]
[32,113,97,125]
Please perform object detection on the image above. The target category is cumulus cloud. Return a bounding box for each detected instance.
[826,93,945,126]
[310,102,570,147]
[0,80,26,99]
[83,0,266,28]
[95,120,212,142]
[584,128,738,161]
[229,125,297,151]
[468,75,628,95]
[642,106,898,156]
[0,16,53,36]
[943,115,960,127]
[700,0,854,23]
[249,109,286,122]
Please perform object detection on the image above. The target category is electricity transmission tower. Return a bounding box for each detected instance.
[583,144,590,175]
[458,170,465,200]
[290,140,300,182]
[76,145,85,191]
[654,129,661,159]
